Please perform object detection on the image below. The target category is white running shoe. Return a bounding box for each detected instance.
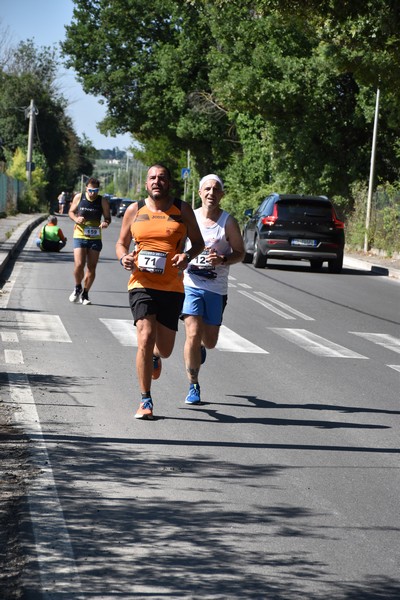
[80,294,91,305]
[69,289,81,303]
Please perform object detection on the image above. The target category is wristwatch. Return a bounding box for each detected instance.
[184,252,191,262]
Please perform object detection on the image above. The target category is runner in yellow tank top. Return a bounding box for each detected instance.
[116,164,204,420]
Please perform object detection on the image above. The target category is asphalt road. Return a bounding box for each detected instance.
[1,215,400,599]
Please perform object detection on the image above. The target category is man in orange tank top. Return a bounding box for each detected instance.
[116,164,204,419]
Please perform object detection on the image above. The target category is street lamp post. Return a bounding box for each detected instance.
[364,87,380,252]
[25,99,38,184]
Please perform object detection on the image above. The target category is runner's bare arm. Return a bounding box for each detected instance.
[68,193,83,224]
[116,202,139,268]
[223,215,245,264]
[171,202,204,268]
[100,197,111,228]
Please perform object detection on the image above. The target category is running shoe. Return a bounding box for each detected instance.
[185,383,201,405]
[200,345,207,365]
[69,288,82,303]
[135,398,154,420]
[80,292,91,305]
[152,355,162,380]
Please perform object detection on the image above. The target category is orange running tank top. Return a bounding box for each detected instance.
[128,198,187,292]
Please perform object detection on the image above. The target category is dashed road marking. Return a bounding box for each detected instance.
[239,290,314,320]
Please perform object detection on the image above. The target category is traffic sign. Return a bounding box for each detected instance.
[181,167,191,179]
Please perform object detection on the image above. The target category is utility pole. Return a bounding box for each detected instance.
[184,150,190,203]
[25,99,38,184]
[364,88,380,252]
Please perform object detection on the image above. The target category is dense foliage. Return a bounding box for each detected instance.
[0,39,95,208]
[62,0,400,222]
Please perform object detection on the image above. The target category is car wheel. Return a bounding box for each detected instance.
[328,252,343,274]
[252,237,267,268]
[310,259,323,270]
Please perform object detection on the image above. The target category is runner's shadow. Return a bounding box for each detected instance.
[226,394,400,415]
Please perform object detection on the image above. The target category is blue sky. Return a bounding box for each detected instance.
[1,0,133,150]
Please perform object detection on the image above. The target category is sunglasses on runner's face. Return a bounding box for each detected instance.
[87,188,99,193]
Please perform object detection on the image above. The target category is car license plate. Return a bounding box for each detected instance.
[291,239,318,247]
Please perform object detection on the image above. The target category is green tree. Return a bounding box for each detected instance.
[62,0,233,176]
[63,1,400,222]
[0,39,95,206]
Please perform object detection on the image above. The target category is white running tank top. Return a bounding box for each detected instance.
[183,208,231,295]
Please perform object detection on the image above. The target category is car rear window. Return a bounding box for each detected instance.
[277,200,332,220]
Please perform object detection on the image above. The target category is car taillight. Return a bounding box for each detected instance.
[332,209,345,229]
[261,204,278,226]
[261,215,277,225]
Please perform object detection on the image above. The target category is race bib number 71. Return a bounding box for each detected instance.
[137,250,167,274]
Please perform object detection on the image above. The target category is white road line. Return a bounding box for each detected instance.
[0,264,22,309]
[238,290,296,319]
[9,373,82,596]
[238,283,252,289]
[4,349,24,364]
[350,332,400,354]
[100,318,137,346]
[269,328,368,358]
[15,313,72,343]
[387,365,400,372]
[1,331,19,342]
[254,291,314,320]
[216,325,268,354]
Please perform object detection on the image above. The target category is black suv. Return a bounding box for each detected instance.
[242,194,345,273]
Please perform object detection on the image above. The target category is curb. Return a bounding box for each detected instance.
[343,255,400,280]
[0,214,47,278]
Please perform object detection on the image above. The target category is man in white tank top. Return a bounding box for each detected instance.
[182,174,245,405]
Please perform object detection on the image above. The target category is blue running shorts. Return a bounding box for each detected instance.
[182,286,227,326]
[73,238,102,251]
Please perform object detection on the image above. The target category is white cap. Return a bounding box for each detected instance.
[198,174,224,191]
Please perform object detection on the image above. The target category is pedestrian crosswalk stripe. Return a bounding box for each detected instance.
[269,328,368,358]
[15,314,72,343]
[350,332,400,354]
[100,318,137,346]
[5,349,24,364]
[99,318,268,354]
[216,325,268,354]
[388,365,400,372]
[1,332,18,342]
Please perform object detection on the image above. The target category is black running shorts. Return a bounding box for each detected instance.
[129,288,185,331]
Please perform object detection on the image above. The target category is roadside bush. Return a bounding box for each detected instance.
[6,147,48,213]
[345,181,400,255]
